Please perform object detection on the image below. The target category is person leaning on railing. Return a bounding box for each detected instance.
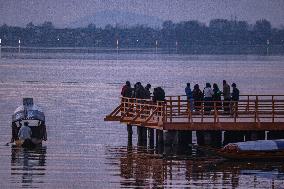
[152,87,165,102]
[192,84,203,111]
[213,83,222,110]
[203,83,214,112]
[121,81,133,113]
[230,83,240,116]
[185,83,194,111]
[144,84,152,99]
[121,81,132,98]
[222,80,231,114]
[152,87,165,117]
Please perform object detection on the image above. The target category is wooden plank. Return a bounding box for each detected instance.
[104,116,121,121]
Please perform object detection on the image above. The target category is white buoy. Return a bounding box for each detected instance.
[155,40,158,53]
[18,39,21,53]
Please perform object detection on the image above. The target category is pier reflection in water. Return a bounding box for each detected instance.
[106,139,284,188]
[10,146,46,188]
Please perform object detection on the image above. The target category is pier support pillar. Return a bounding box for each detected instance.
[267,131,284,140]
[156,130,164,146]
[196,131,205,146]
[155,129,164,154]
[245,131,265,141]
[148,128,154,148]
[177,131,192,146]
[127,124,132,146]
[137,127,147,146]
[164,130,178,146]
[223,131,244,146]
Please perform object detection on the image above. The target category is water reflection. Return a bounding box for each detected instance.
[10,146,47,188]
[107,143,284,188]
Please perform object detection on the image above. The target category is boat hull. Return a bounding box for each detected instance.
[217,150,284,160]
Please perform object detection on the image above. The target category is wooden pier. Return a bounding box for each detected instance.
[105,95,284,146]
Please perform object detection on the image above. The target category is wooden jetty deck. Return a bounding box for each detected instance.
[105,95,284,131]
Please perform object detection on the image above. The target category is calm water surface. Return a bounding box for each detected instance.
[1,52,284,188]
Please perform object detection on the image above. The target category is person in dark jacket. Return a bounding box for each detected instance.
[203,83,214,112]
[213,83,222,110]
[222,80,231,113]
[231,83,240,116]
[121,81,133,112]
[153,87,165,102]
[121,81,132,98]
[185,83,194,111]
[144,84,151,99]
[192,84,203,111]
[134,82,146,99]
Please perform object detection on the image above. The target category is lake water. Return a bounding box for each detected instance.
[1,51,284,188]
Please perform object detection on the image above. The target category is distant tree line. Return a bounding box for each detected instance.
[1,19,284,54]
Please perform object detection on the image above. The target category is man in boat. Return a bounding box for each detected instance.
[18,122,33,147]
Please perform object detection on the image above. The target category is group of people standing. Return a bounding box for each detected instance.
[121,80,240,114]
[121,81,165,102]
[185,80,240,113]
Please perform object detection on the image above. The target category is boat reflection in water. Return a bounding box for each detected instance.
[106,141,284,188]
[10,146,47,188]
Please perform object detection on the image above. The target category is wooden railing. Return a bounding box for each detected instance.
[105,95,284,128]
[164,95,284,124]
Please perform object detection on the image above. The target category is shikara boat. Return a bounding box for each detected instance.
[218,139,284,160]
[11,98,47,148]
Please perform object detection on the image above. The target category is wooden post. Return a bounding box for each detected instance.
[187,99,191,122]
[164,101,167,122]
[162,103,166,123]
[142,127,147,146]
[178,96,181,115]
[155,129,164,154]
[246,95,250,112]
[272,96,275,123]
[137,126,147,146]
[148,128,154,148]
[234,102,237,123]
[127,124,132,146]
[170,96,173,122]
[157,130,164,146]
[214,102,216,123]
[201,102,204,123]
[254,97,258,123]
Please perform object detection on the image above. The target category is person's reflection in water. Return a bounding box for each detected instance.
[11,146,47,188]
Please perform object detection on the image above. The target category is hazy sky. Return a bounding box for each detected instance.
[1,0,284,28]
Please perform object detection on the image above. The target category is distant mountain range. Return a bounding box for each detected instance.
[69,10,164,28]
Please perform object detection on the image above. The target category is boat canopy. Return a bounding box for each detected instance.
[226,139,284,151]
[12,98,45,123]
